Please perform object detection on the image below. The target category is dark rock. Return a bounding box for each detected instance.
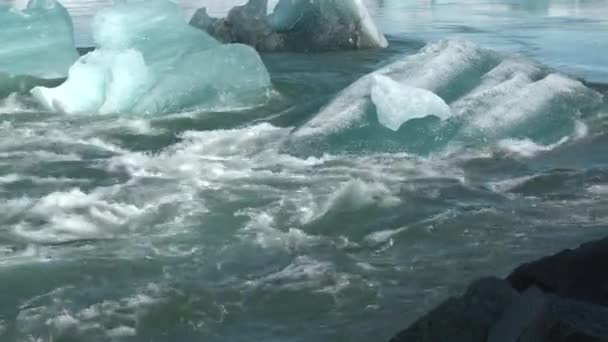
[188,0,387,52]
[488,287,608,342]
[507,237,608,306]
[389,277,518,342]
[389,237,608,342]
[189,1,283,51]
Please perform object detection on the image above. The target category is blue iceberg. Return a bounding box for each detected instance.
[31,0,273,115]
[0,0,79,98]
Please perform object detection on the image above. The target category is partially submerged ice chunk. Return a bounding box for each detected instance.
[371,75,452,131]
[31,0,272,115]
[190,0,388,52]
[293,40,603,150]
[0,0,79,98]
[31,49,150,114]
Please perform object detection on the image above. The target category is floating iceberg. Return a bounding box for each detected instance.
[293,40,603,149]
[189,0,388,52]
[0,0,79,98]
[371,75,452,131]
[32,0,272,115]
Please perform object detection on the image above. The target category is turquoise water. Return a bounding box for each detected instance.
[1,1,608,341]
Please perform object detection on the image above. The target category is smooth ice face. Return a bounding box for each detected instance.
[31,0,272,115]
[0,0,79,97]
[92,0,219,64]
[0,0,78,78]
[371,75,452,131]
[133,44,272,114]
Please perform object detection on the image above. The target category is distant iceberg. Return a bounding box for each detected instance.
[31,0,273,115]
[189,0,388,52]
[0,0,79,98]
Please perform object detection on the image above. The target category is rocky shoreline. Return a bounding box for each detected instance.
[389,237,608,342]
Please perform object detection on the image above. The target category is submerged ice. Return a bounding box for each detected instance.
[0,0,79,98]
[293,40,603,151]
[31,0,272,115]
[189,0,388,52]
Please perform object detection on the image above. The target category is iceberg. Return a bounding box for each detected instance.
[293,40,603,149]
[31,0,272,115]
[0,0,79,98]
[371,75,452,131]
[189,0,388,52]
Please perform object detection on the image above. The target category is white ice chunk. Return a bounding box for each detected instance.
[371,75,452,131]
[31,49,150,114]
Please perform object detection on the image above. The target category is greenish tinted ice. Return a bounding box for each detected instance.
[31,0,272,115]
[0,0,79,98]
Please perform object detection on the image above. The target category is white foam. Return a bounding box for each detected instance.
[0,173,87,185]
[48,313,79,333]
[19,284,162,340]
[312,178,401,221]
[488,175,536,193]
[2,197,33,219]
[588,185,608,195]
[247,256,334,291]
[14,188,143,243]
[108,123,294,181]
[238,210,320,250]
[0,173,20,183]
[0,245,51,267]
[107,326,136,338]
[496,137,568,158]
[364,226,409,245]
[0,93,34,114]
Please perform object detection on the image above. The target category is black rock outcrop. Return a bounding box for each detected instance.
[189,0,388,52]
[389,237,608,342]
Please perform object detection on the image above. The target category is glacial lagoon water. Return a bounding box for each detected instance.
[1,0,608,341]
